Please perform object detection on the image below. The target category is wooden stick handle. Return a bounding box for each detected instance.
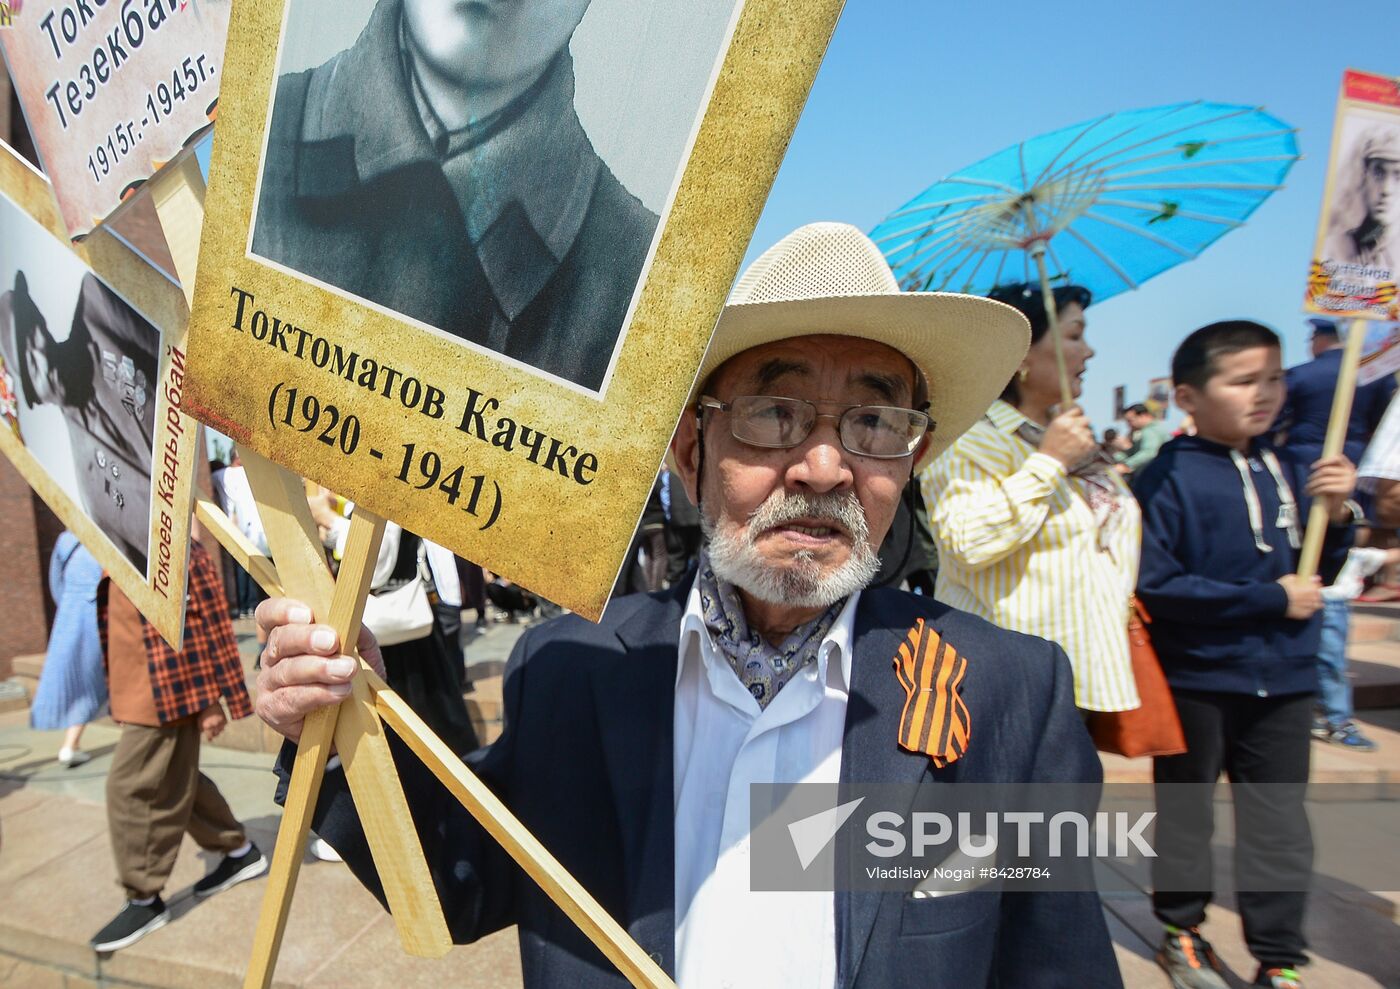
[325,511,453,957]
[147,154,205,307]
[1030,247,1074,409]
[238,452,451,986]
[243,677,340,989]
[1297,318,1367,580]
[239,454,356,989]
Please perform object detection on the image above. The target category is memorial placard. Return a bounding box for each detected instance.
[1357,320,1400,386]
[184,0,844,619]
[1305,69,1400,321]
[0,141,198,645]
[0,0,231,238]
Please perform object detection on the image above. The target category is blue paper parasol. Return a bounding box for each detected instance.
[870,101,1300,401]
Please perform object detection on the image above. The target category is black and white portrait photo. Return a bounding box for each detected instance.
[249,0,742,392]
[0,195,160,576]
[1323,111,1400,278]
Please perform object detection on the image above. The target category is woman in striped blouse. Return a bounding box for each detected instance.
[920,283,1141,713]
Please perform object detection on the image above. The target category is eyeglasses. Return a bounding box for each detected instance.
[697,395,933,459]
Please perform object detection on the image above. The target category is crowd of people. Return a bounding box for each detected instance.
[24,221,1400,987]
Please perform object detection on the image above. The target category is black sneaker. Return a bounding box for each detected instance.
[90,897,169,952]
[1157,927,1229,989]
[193,843,269,898]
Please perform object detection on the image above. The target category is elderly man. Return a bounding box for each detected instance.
[254,224,1121,988]
[252,0,657,391]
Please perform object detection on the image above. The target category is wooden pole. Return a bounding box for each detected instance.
[147,154,205,308]
[238,450,452,986]
[1028,243,1075,408]
[1297,318,1368,580]
[240,503,384,988]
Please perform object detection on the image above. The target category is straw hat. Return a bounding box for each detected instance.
[688,222,1030,470]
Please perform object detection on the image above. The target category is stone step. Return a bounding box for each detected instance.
[467,675,503,746]
[1346,640,1400,710]
[1347,598,1400,640]
[0,678,29,715]
[1349,614,1400,643]
[10,652,43,681]
[467,658,506,682]
[1349,599,1400,619]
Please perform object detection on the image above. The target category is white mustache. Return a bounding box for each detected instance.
[747,491,869,544]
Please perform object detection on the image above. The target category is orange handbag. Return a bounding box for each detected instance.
[1086,598,1187,758]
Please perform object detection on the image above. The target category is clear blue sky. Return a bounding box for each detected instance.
[746,0,1397,431]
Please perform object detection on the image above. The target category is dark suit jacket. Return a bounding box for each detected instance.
[251,0,657,392]
[291,583,1121,988]
[1277,348,1395,465]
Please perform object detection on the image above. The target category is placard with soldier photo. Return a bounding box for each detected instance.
[0,142,199,645]
[0,0,231,239]
[1305,68,1400,321]
[184,0,844,619]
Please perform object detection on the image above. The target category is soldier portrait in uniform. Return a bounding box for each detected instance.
[249,0,737,392]
[0,259,159,576]
[1323,116,1400,278]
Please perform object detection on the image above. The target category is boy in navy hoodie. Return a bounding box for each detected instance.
[1134,321,1357,989]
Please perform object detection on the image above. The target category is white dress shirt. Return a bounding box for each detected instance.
[673,585,861,989]
[1359,392,1400,492]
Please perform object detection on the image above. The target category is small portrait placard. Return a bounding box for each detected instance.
[0,141,200,645]
[1305,69,1400,321]
[0,0,232,239]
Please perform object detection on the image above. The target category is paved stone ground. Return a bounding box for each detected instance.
[1,614,1396,987]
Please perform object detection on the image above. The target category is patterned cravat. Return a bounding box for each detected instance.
[695,551,843,709]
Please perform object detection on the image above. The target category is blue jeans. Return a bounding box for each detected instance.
[1316,598,1351,726]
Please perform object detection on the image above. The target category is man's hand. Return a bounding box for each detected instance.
[1305,454,1358,522]
[1039,407,1096,470]
[1277,573,1323,620]
[198,703,227,742]
[253,598,385,744]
